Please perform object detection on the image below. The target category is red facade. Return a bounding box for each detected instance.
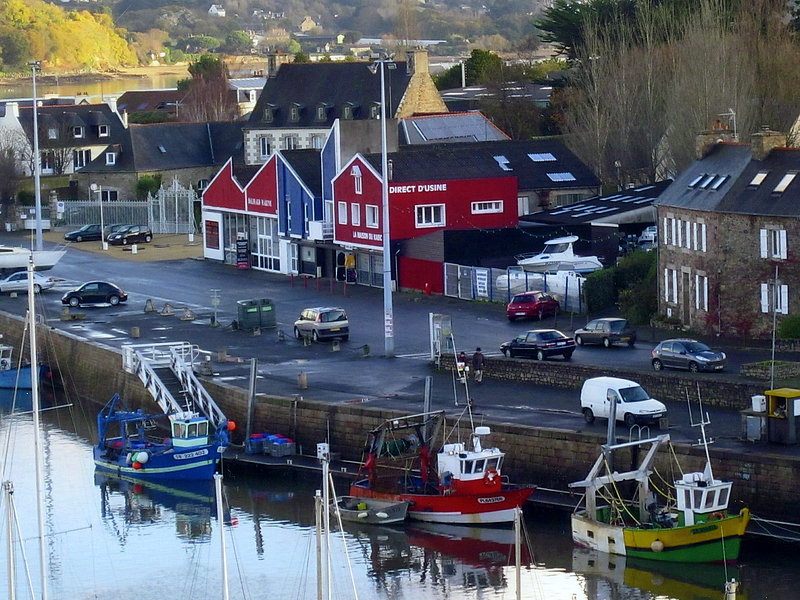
[203,158,245,211]
[332,154,519,248]
[244,159,278,216]
[204,157,279,216]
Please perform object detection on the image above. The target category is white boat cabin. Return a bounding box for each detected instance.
[675,465,732,526]
[170,414,211,449]
[437,426,504,484]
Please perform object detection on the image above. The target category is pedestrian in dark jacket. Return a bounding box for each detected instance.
[472,347,485,383]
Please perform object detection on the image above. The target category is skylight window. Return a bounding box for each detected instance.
[698,174,716,189]
[710,175,728,190]
[528,152,556,162]
[158,145,167,153]
[749,171,768,187]
[688,174,705,187]
[773,172,797,194]
[547,172,576,182]
[493,155,512,171]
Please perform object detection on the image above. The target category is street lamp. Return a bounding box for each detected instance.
[90,183,107,250]
[29,60,43,251]
[370,55,396,357]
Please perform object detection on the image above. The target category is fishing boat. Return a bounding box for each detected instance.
[0,343,50,389]
[348,411,535,525]
[0,245,65,273]
[514,235,603,273]
[94,392,232,480]
[333,495,409,525]
[568,403,750,563]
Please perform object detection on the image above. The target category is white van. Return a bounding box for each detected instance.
[580,376,667,427]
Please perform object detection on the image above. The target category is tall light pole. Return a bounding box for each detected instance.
[29,60,43,251]
[90,183,107,250]
[372,55,395,357]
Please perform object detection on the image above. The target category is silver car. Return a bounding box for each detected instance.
[0,271,56,294]
[293,307,349,341]
[651,338,727,373]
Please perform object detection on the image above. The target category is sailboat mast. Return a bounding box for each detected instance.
[27,258,47,600]
[4,482,16,600]
[214,474,230,600]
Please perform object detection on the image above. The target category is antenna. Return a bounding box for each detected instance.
[718,108,737,142]
[686,384,715,481]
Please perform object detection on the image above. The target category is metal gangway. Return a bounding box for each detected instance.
[121,342,226,427]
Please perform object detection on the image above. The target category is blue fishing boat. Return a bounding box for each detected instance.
[94,393,231,481]
[0,343,50,389]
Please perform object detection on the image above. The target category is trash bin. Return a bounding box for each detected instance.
[236,299,261,330]
[258,298,276,328]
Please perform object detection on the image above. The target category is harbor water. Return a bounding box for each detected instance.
[1,393,798,600]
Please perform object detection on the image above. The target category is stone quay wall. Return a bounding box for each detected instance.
[4,312,797,521]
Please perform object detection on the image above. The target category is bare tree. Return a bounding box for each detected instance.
[180,55,239,123]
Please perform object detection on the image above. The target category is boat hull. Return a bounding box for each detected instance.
[0,364,50,389]
[93,442,225,481]
[333,496,409,525]
[571,508,750,563]
[350,482,535,525]
[0,248,66,272]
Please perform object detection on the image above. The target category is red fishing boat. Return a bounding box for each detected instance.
[349,411,535,525]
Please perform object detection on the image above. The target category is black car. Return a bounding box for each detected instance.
[61,281,128,307]
[574,317,637,347]
[651,338,727,373]
[500,329,576,361]
[107,225,153,245]
[64,224,103,242]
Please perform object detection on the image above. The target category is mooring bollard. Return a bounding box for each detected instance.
[331,340,340,352]
[298,371,308,390]
[130,326,140,338]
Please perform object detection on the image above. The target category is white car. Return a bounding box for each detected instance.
[580,376,667,427]
[0,271,56,294]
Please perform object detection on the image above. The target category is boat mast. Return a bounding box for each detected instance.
[214,473,230,600]
[28,258,47,600]
[514,506,521,600]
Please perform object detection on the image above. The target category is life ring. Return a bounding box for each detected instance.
[483,468,499,486]
[709,511,724,521]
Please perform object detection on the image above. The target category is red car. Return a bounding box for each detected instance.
[506,291,560,321]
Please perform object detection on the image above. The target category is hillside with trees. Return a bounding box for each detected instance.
[0,0,136,72]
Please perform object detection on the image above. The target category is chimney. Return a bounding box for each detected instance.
[5,102,19,118]
[406,48,428,76]
[695,120,737,159]
[750,126,786,161]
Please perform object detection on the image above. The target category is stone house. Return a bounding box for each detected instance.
[655,126,798,339]
[242,49,447,166]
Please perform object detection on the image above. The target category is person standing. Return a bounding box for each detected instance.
[472,347,485,383]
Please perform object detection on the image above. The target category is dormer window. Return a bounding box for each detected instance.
[316,103,330,122]
[105,152,116,165]
[290,103,303,122]
[369,102,380,119]
[262,105,274,123]
[73,126,84,138]
[47,128,57,140]
[342,103,355,120]
[98,124,109,138]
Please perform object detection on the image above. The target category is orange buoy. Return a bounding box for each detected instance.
[228,420,237,431]
[132,461,142,469]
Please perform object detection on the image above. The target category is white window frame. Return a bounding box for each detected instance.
[284,136,298,150]
[471,200,503,214]
[695,274,708,311]
[415,204,445,228]
[311,135,323,149]
[98,124,109,137]
[366,205,379,229]
[259,136,271,158]
[351,203,361,226]
[337,201,348,225]
[73,126,84,138]
[73,149,91,168]
[684,220,691,249]
[664,268,677,303]
[47,128,57,140]
[760,228,787,259]
[105,152,116,165]
[761,282,789,315]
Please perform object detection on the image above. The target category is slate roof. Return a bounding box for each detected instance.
[80,121,245,174]
[399,111,509,144]
[716,147,800,217]
[279,149,322,196]
[654,143,751,212]
[17,103,127,150]
[439,82,553,111]
[527,179,673,225]
[116,90,187,114]
[248,61,410,127]
[362,139,600,190]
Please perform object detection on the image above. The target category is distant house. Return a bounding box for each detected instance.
[654,126,799,338]
[116,89,188,122]
[1,99,128,178]
[208,4,226,17]
[299,16,317,32]
[243,49,447,165]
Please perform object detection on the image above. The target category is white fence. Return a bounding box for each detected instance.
[443,263,586,313]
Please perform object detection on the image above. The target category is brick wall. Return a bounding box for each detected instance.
[4,311,798,520]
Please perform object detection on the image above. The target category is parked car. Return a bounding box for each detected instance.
[651,338,727,373]
[61,281,128,307]
[574,317,636,347]
[505,290,560,321]
[293,307,349,341]
[638,225,658,245]
[64,224,102,242]
[104,223,130,240]
[107,225,153,245]
[580,376,667,427]
[500,329,575,360]
[0,271,56,294]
